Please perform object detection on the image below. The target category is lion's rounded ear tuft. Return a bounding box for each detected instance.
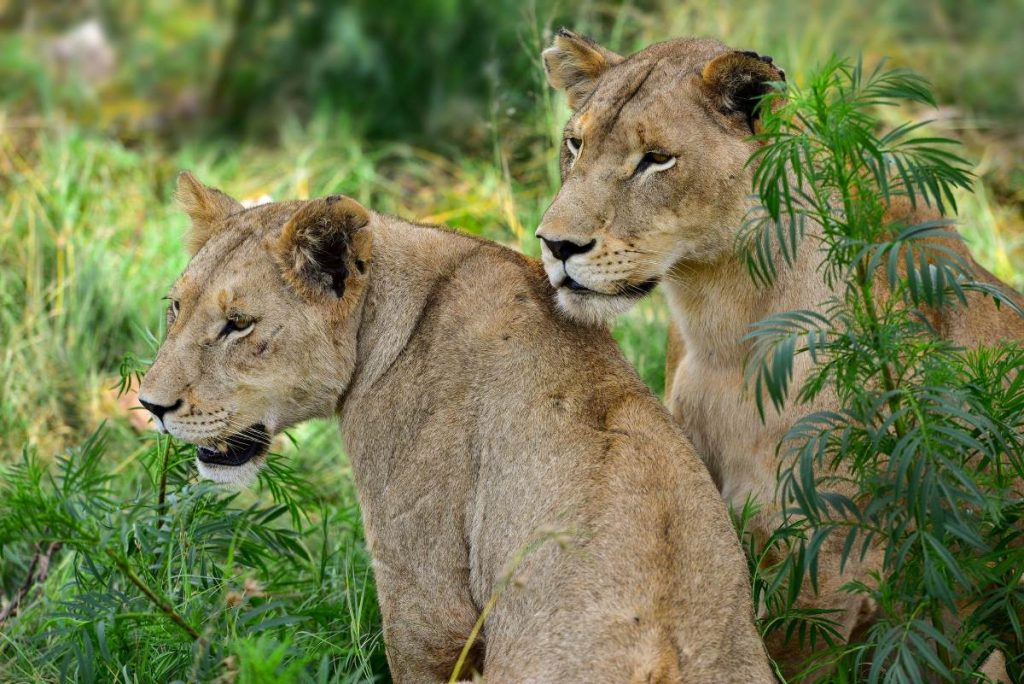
[275,196,372,301]
[176,171,244,255]
[701,50,786,134]
[542,28,624,110]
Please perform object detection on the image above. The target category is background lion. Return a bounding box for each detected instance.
[536,29,1024,677]
[137,172,774,683]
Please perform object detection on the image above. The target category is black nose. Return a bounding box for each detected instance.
[139,398,183,421]
[542,238,596,262]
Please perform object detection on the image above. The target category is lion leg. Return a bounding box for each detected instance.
[380,614,482,684]
[761,524,881,681]
[372,563,483,683]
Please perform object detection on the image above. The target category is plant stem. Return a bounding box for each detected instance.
[0,541,62,624]
[157,435,170,512]
[449,530,565,682]
[856,259,906,439]
[449,588,497,682]
[105,549,202,642]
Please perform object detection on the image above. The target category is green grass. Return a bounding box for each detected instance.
[1,2,1022,682]
[0,429,386,683]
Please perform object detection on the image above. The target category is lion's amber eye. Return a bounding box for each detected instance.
[566,137,582,157]
[221,314,256,339]
[635,151,677,175]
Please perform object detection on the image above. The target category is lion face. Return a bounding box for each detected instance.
[536,31,785,324]
[138,173,371,485]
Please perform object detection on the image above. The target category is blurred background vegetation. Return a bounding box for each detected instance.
[0,1,1022,681]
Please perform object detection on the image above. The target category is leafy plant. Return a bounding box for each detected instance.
[740,58,1024,681]
[0,425,387,683]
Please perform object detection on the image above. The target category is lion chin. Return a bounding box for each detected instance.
[554,287,640,326]
[192,425,271,488]
[196,458,261,487]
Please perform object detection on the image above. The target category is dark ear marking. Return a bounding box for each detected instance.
[275,196,371,300]
[701,50,786,134]
[747,51,785,80]
[310,223,350,297]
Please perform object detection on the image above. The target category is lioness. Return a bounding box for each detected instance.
[536,30,1024,675]
[138,172,773,683]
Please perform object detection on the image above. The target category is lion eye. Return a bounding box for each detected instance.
[220,314,256,339]
[166,298,180,325]
[565,137,582,159]
[635,151,677,175]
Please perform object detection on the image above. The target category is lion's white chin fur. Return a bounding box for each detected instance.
[195,457,264,488]
[554,287,638,326]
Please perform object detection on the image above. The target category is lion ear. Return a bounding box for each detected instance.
[701,50,786,133]
[176,171,243,255]
[274,195,372,301]
[543,28,624,110]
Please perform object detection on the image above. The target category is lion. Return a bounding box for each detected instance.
[536,29,1024,677]
[137,172,774,683]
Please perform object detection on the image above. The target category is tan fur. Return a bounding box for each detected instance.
[176,171,245,255]
[542,29,625,110]
[539,32,1024,678]
[138,174,774,683]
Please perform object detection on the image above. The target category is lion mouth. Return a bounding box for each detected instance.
[560,276,659,298]
[564,276,590,291]
[196,424,270,467]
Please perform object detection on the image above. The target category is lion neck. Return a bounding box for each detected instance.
[340,214,483,402]
[663,232,825,367]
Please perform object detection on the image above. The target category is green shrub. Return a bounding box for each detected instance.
[743,58,1024,681]
[0,427,387,682]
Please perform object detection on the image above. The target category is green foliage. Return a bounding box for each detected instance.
[198,0,540,143]
[0,429,387,682]
[733,499,846,680]
[741,58,1024,681]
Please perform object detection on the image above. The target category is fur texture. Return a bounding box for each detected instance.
[176,171,245,255]
[139,175,774,683]
[542,28,625,110]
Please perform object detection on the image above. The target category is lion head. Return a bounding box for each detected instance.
[536,30,785,324]
[138,173,372,485]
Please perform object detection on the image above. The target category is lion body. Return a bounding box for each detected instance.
[538,32,1024,677]
[140,177,773,683]
[342,217,772,682]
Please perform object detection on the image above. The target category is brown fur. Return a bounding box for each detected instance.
[138,174,774,683]
[176,171,245,255]
[539,31,1024,679]
[543,28,626,110]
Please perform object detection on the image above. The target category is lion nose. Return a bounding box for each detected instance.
[541,237,596,262]
[139,398,183,421]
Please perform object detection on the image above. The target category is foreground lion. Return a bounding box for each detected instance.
[137,172,773,683]
[536,30,1024,676]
